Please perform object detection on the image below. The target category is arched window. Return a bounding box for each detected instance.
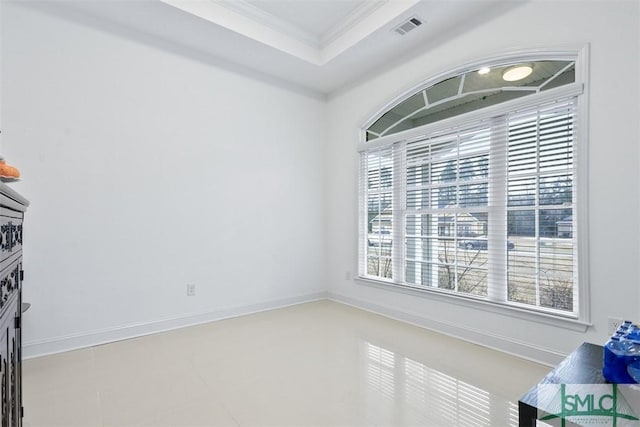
[359,49,588,323]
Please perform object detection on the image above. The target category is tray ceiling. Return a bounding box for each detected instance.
[31,0,527,95]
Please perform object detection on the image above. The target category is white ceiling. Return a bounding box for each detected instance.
[52,0,527,95]
[241,0,383,46]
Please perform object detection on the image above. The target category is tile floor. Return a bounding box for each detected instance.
[22,300,550,426]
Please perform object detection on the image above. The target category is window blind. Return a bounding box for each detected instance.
[506,100,576,311]
[359,96,578,315]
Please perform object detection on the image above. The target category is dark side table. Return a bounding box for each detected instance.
[518,342,605,426]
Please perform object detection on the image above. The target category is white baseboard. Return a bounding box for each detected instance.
[23,290,567,365]
[23,291,328,359]
[327,291,567,367]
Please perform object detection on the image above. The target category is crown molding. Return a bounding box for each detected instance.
[320,1,387,46]
[160,0,321,64]
[217,0,321,48]
[217,0,388,51]
[320,0,389,48]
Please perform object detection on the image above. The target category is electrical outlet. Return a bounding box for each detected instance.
[345,271,352,280]
[186,284,196,296]
[608,317,623,335]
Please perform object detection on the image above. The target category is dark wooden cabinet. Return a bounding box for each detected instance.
[0,184,28,427]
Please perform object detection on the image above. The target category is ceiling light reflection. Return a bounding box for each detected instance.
[502,64,533,81]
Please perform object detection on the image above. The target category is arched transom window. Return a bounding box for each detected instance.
[366,60,575,141]
[358,50,588,326]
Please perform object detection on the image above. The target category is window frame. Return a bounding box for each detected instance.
[357,47,590,331]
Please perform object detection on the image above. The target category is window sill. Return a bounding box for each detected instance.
[355,276,591,333]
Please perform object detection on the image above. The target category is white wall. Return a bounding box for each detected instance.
[1,2,327,356]
[3,0,639,364]
[326,1,640,364]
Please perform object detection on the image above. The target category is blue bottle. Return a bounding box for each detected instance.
[603,337,631,383]
[623,320,640,340]
[629,360,640,383]
[603,328,640,383]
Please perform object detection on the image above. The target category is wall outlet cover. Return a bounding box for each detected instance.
[187,284,196,296]
[608,317,623,335]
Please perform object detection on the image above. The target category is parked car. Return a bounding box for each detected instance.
[458,239,515,250]
[368,232,392,247]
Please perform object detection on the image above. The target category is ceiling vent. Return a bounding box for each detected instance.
[393,17,423,36]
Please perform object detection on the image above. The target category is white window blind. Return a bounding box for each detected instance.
[359,96,578,316]
[506,100,576,311]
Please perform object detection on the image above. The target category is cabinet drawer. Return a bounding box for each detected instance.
[0,207,23,264]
